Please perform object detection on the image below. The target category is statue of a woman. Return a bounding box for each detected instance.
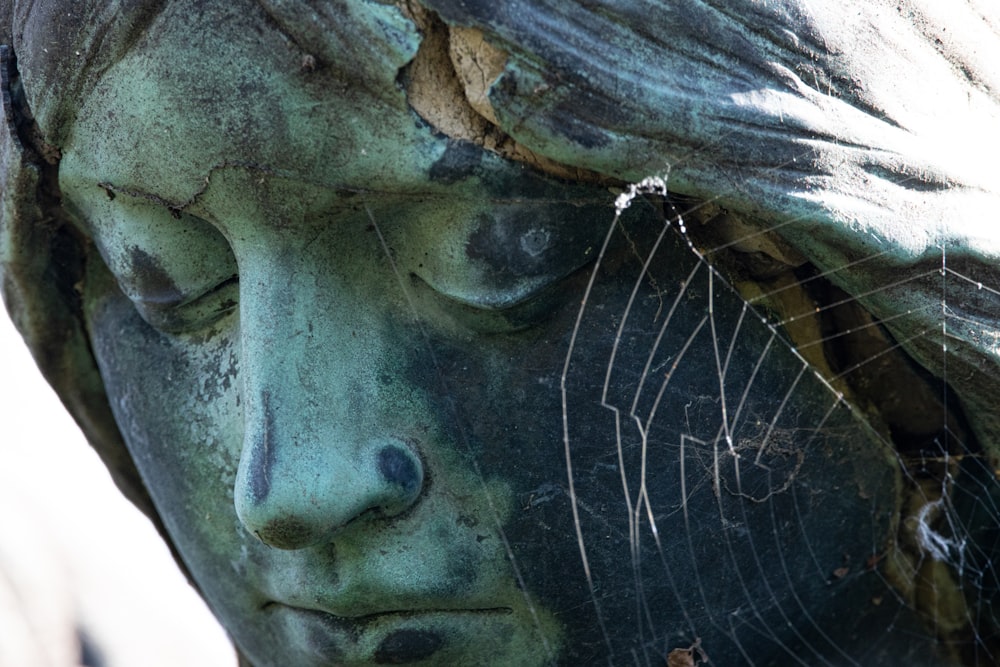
[2,1,997,664]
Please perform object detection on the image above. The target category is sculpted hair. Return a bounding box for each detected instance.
[0,0,169,541]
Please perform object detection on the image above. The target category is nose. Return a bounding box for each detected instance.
[232,247,425,550]
[234,394,424,548]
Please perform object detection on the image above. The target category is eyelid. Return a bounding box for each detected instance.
[397,198,611,315]
[133,273,238,308]
[409,264,585,334]
[134,275,240,333]
[410,226,599,314]
[422,264,591,312]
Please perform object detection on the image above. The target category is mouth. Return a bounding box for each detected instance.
[265,602,514,665]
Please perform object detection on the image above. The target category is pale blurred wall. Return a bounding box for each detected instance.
[0,304,237,666]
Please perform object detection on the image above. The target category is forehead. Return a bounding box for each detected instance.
[58,1,458,205]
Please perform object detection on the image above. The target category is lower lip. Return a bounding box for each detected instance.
[272,604,512,665]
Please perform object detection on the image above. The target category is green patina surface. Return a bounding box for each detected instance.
[1,0,998,665]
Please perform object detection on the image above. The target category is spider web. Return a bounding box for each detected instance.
[556,175,1000,666]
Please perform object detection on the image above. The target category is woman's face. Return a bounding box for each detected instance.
[54,2,912,664]
[70,171,605,666]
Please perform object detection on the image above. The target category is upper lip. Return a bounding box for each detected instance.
[264,602,513,627]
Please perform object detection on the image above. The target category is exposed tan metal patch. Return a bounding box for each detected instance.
[399,2,610,185]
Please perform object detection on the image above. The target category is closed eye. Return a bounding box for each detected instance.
[135,274,240,334]
[408,263,590,334]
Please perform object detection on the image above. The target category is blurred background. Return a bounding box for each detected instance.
[0,306,236,666]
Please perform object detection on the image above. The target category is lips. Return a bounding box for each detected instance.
[265,601,513,625]
[266,603,516,665]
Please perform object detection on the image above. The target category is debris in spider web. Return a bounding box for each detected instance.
[666,637,707,667]
[613,175,669,214]
[666,649,695,667]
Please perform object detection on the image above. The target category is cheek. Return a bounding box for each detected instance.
[85,280,244,553]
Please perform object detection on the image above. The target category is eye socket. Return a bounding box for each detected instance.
[381,198,620,334]
[78,197,240,335]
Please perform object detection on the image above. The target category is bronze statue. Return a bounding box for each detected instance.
[2,1,997,664]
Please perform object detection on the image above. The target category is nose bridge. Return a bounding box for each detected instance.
[233,244,424,549]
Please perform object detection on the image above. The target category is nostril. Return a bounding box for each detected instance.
[377,443,422,498]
